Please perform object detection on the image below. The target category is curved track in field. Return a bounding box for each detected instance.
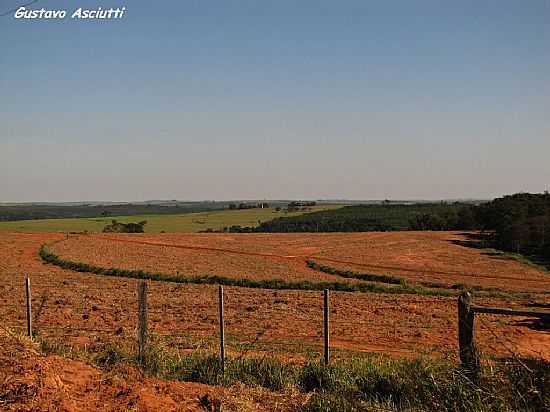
[96,235,547,285]
[97,235,301,259]
[2,233,549,363]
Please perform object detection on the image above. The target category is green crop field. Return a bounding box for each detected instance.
[0,205,344,233]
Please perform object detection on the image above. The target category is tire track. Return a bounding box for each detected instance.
[94,235,549,285]
[96,235,300,259]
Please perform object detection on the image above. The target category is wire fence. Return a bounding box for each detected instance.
[456,292,549,382]
[1,276,548,370]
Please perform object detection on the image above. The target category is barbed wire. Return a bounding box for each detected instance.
[3,276,547,367]
[477,315,537,373]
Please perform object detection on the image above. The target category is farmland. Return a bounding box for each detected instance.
[0,205,343,233]
[2,231,548,359]
[1,230,549,410]
[49,231,550,294]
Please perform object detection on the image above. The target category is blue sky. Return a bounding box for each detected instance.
[1,0,549,201]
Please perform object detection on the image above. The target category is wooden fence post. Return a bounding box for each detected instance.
[324,289,330,365]
[458,292,480,382]
[25,276,32,338]
[137,281,148,362]
[218,285,225,374]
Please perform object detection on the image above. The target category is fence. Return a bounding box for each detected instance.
[9,277,550,374]
[458,291,550,382]
[17,277,333,371]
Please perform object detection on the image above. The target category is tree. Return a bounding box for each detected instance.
[103,220,147,233]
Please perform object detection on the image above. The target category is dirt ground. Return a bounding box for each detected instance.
[0,327,305,411]
[0,326,218,411]
[1,232,548,362]
[51,231,550,293]
[1,231,549,410]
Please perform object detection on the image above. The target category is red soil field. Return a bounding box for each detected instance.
[0,232,548,363]
[52,231,550,294]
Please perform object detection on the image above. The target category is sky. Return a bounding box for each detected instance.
[1,0,549,202]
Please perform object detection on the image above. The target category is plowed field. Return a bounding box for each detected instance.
[1,231,549,362]
[51,231,550,293]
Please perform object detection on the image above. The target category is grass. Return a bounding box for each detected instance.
[306,259,404,285]
[121,351,550,412]
[39,243,456,297]
[296,357,549,412]
[0,205,344,233]
[37,335,550,412]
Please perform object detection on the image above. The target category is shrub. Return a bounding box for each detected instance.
[102,220,147,233]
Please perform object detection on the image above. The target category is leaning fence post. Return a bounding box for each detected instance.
[324,289,330,365]
[458,291,480,382]
[137,281,148,362]
[218,285,225,374]
[25,276,32,338]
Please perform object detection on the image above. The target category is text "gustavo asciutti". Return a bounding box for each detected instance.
[14,7,126,20]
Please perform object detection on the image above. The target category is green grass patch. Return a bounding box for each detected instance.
[297,357,549,411]
[306,259,405,285]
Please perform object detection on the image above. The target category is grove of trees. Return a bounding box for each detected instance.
[102,220,147,233]
[471,192,550,261]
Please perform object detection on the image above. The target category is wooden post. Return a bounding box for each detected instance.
[323,289,330,365]
[458,292,480,382]
[137,281,148,362]
[25,276,32,338]
[218,285,225,374]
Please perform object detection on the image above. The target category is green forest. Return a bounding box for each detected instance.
[473,192,550,262]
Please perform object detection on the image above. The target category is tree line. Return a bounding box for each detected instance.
[471,192,550,261]
[224,193,550,262]
[224,203,469,233]
[0,202,227,221]
[228,202,270,210]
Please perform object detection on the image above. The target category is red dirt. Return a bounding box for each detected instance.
[51,235,344,284]
[0,326,223,411]
[52,231,550,293]
[0,232,547,363]
[0,326,306,411]
[2,231,550,410]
